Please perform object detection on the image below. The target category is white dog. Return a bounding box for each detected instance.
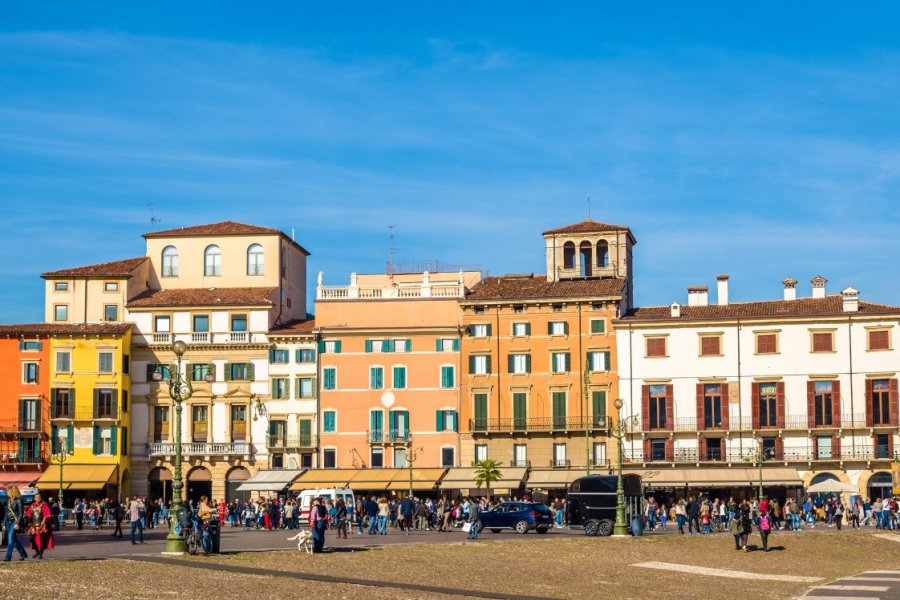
[287,530,313,554]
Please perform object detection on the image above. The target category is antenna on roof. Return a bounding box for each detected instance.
[587,196,592,220]
[387,225,397,274]
[148,203,162,225]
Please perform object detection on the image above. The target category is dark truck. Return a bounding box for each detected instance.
[566,474,642,536]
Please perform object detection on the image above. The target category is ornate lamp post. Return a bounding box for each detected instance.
[611,398,639,537]
[153,340,213,554]
[51,435,69,511]
[746,435,772,500]
[406,444,424,499]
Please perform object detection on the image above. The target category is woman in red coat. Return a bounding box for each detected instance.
[26,493,55,558]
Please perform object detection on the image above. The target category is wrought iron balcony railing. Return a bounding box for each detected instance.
[469,416,611,433]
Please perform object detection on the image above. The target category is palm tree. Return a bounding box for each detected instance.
[473,459,503,500]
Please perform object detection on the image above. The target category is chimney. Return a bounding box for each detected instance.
[670,301,682,318]
[782,277,797,301]
[841,287,859,312]
[687,286,708,307]
[811,275,827,299]
[716,274,729,306]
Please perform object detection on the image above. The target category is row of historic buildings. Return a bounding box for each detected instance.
[0,218,897,503]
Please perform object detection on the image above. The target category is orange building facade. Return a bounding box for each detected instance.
[460,220,636,494]
[314,270,481,489]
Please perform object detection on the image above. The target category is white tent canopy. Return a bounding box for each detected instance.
[806,479,857,494]
[236,469,306,492]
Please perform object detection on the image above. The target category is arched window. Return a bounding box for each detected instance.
[204,245,221,277]
[247,243,264,276]
[579,241,593,277]
[596,240,609,268]
[161,246,178,277]
[563,242,576,269]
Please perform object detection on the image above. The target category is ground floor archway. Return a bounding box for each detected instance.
[225,466,251,504]
[148,467,173,503]
[187,466,212,503]
[867,471,893,501]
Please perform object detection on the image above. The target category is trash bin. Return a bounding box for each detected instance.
[207,518,221,554]
[630,516,643,536]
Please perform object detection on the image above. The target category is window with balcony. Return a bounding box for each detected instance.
[193,314,209,335]
[548,321,568,335]
[755,332,778,354]
[95,389,116,418]
[440,365,455,388]
[322,410,336,433]
[153,406,169,442]
[369,366,384,390]
[699,335,722,357]
[512,322,530,337]
[17,437,40,463]
[20,399,39,431]
[469,355,491,375]
[646,337,667,357]
[231,314,247,332]
[875,433,891,459]
[52,388,73,419]
[104,304,118,321]
[815,435,832,459]
[247,243,264,275]
[513,392,527,430]
[161,245,178,277]
[508,354,530,374]
[814,381,834,426]
[54,304,68,321]
[648,385,668,430]
[192,405,208,440]
[389,410,409,441]
[650,439,667,461]
[98,352,114,373]
[552,391,567,428]
[272,378,289,399]
[592,390,607,426]
[703,384,723,428]
[762,437,777,459]
[23,362,39,384]
[204,244,221,276]
[231,405,247,441]
[587,351,609,372]
[473,393,488,431]
[706,438,723,461]
[758,382,778,427]
[871,379,891,425]
[298,377,314,398]
[593,442,607,465]
[553,443,568,466]
[323,367,337,390]
[269,349,289,363]
[868,329,891,351]
[154,315,171,333]
[551,352,570,373]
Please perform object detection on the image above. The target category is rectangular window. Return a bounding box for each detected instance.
[471,355,491,375]
[871,379,890,425]
[271,378,289,399]
[369,366,384,390]
[473,394,488,431]
[706,438,723,461]
[868,329,891,351]
[23,362,39,384]
[52,388,73,419]
[98,352,114,373]
[587,351,609,372]
[513,305,524,313]
[551,352,570,373]
[96,389,115,418]
[700,335,721,356]
[474,444,488,463]
[815,435,832,459]
[323,367,337,390]
[552,391,567,428]
[104,305,118,321]
[814,381,833,426]
[509,354,530,374]
[512,322,530,337]
[591,390,607,426]
[553,443,567,466]
[323,340,341,354]
[54,305,67,321]
[193,315,209,332]
[649,384,667,429]
[191,405,208,440]
[231,405,247,441]
[646,337,667,357]
[513,443,527,466]
[104,282,119,292]
[761,437,776,459]
[441,447,455,468]
[20,341,41,351]
[392,366,407,389]
[229,363,250,380]
[590,319,606,334]
[756,333,778,354]
[20,399,39,430]
[153,406,169,442]
[154,315,171,333]
[552,304,563,312]
[298,377,313,398]
[650,439,667,461]
[191,363,211,382]
[56,351,71,373]
[440,365,455,389]
[323,410,337,432]
[812,332,834,353]
[323,448,336,468]
[758,382,777,427]
[875,433,890,459]
[269,349,290,363]
[231,315,248,332]
[441,410,456,432]
[512,393,527,430]
[703,384,723,428]
[548,321,567,335]
[370,447,384,468]
[54,282,68,291]
[296,349,316,363]
[470,324,489,337]
[98,427,113,455]
[593,442,607,466]
[437,338,458,352]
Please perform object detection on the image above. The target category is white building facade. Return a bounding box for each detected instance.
[615,275,900,502]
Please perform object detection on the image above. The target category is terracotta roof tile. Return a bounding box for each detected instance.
[127,287,276,308]
[143,221,281,238]
[41,257,148,278]
[619,295,900,322]
[542,219,633,237]
[269,319,316,335]
[465,275,625,302]
[0,323,132,336]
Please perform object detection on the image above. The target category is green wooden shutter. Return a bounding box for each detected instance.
[508,354,515,374]
[110,427,118,455]
[324,411,335,432]
[474,394,487,427]
[524,323,531,336]
[67,424,74,453]
[452,339,459,351]
[317,340,325,354]
[603,351,611,371]
[486,355,492,374]
[385,339,394,352]
[525,354,532,373]
[592,391,607,425]
[246,362,255,380]
[563,321,570,335]
[553,392,566,427]
[468,355,475,374]
[111,389,118,419]
[451,411,458,432]
[436,410,444,432]
[486,323,492,337]
[401,410,409,433]
[311,376,317,398]
[51,425,58,454]
[93,389,100,420]
[299,419,312,444]
[548,322,553,335]
[388,411,397,433]
[564,353,571,372]
[92,427,100,455]
[334,341,342,353]
[268,349,276,362]
[365,340,372,353]
[405,339,412,352]
[223,363,231,381]
[436,338,442,351]
[295,349,302,362]
[591,319,605,334]
[513,393,527,428]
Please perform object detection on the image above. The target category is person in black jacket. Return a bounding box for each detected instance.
[685,496,701,534]
[110,500,124,539]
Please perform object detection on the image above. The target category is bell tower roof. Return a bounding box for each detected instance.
[542,218,636,243]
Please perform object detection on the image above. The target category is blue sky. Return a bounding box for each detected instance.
[2,3,900,322]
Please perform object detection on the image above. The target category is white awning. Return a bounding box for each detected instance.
[236,469,306,492]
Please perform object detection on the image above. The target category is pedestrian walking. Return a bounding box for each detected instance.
[3,486,27,561]
[26,493,54,559]
[834,500,844,531]
[757,509,772,552]
[111,499,124,538]
[675,499,687,534]
[335,499,348,539]
[466,497,481,540]
[128,497,145,544]
[310,497,327,553]
[74,498,85,530]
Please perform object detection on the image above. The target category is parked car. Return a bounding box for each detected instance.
[479,501,553,534]
[566,474,642,536]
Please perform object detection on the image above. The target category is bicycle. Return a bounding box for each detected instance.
[182,516,213,556]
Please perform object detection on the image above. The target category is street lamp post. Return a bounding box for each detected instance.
[583,369,591,476]
[747,436,771,500]
[611,398,639,537]
[51,435,69,511]
[406,444,424,499]
[153,340,213,554]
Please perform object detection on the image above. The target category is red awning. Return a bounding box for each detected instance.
[0,471,40,489]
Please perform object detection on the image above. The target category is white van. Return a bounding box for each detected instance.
[296,488,355,524]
